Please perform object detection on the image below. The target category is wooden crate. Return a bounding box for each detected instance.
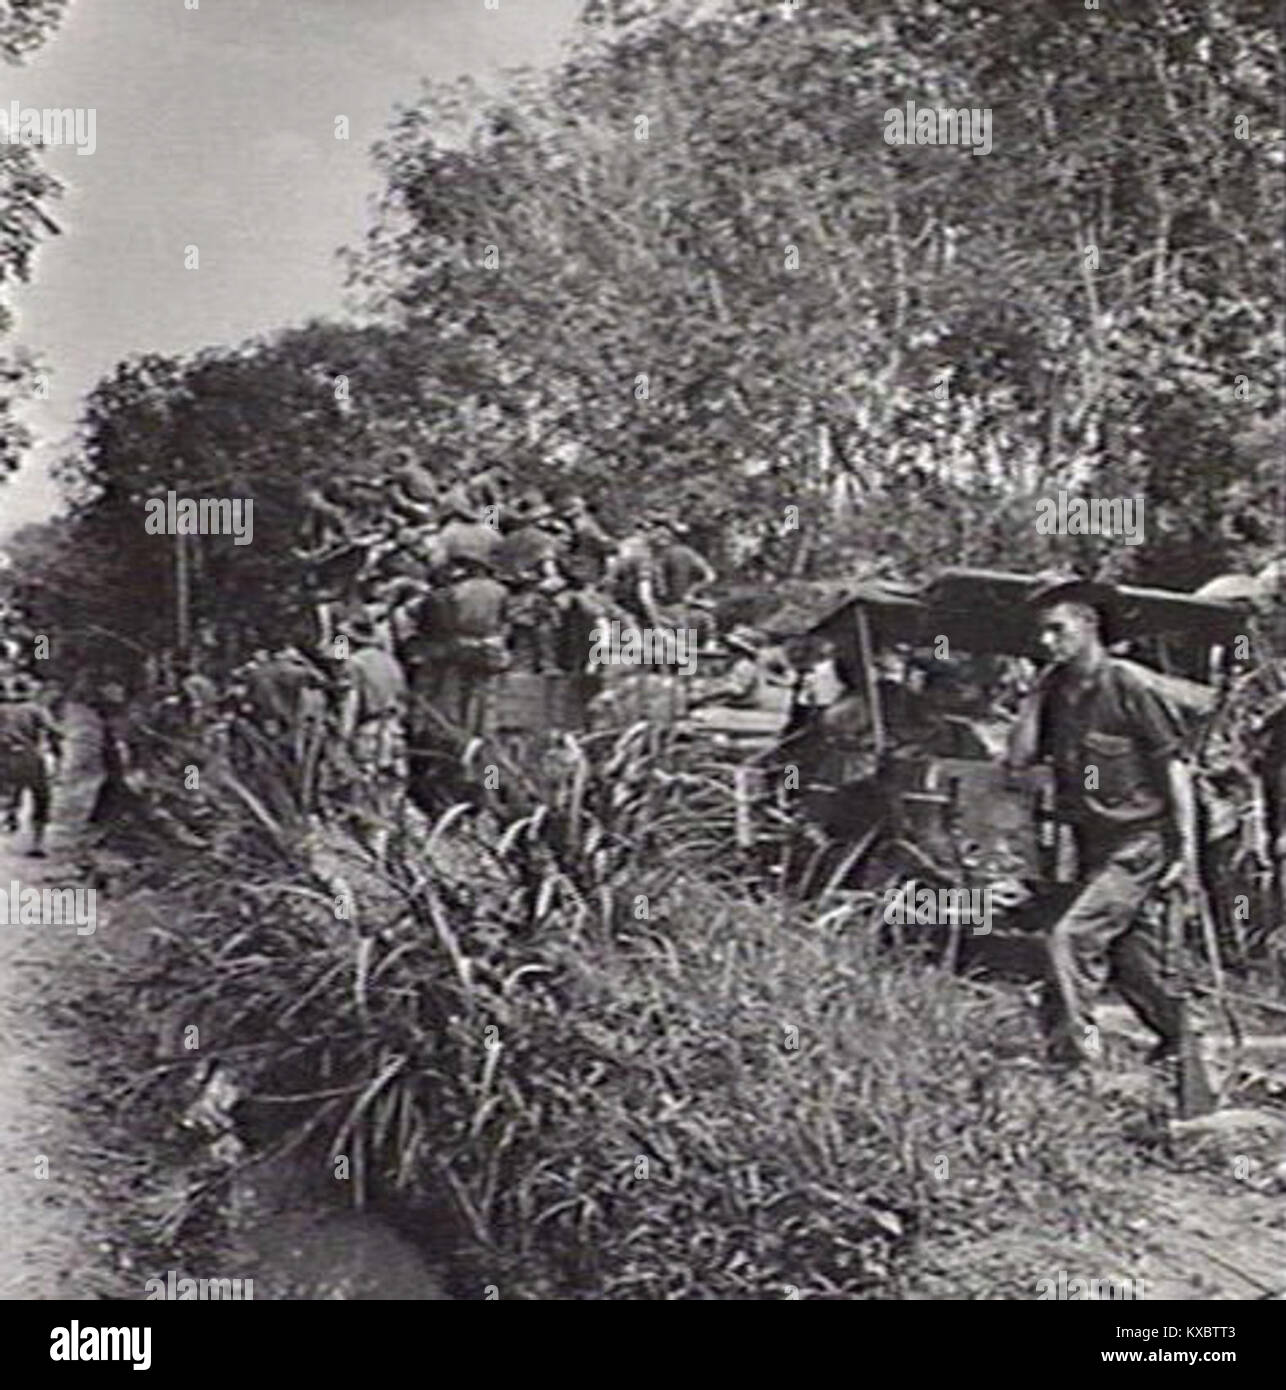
[484,672,594,735]
[595,669,689,726]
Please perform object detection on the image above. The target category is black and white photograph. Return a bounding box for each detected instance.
[0,0,1282,1355]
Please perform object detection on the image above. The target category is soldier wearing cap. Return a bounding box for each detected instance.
[433,487,501,575]
[403,538,510,745]
[689,627,763,709]
[334,612,409,854]
[498,491,565,673]
[1007,575,1199,1072]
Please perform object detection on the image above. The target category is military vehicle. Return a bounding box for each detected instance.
[771,566,1280,978]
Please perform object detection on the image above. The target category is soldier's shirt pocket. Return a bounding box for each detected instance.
[1081,729,1145,804]
[1082,731,1132,758]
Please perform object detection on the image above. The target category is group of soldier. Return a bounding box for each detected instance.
[0,456,787,860]
[193,454,774,830]
[298,450,733,685]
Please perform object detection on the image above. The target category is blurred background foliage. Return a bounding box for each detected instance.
[6,0,1283,676]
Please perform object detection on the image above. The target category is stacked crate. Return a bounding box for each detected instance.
[483,672,597,735]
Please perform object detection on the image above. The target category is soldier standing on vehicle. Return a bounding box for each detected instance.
[497,491,565,673]
[1006,578,1201,1072]
[651,513,718,644]
[604,519,662,627]
[0,674,60,857]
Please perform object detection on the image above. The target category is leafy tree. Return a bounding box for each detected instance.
[0,0,68,479]
[0,0,70,64]
[15,0,1284,681]
[349,0,1282,589]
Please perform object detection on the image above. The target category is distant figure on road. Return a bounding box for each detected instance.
[0,675,61,857]
[85,682,135,841]
[336,614,410,860]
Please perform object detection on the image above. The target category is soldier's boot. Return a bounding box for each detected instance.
[27,818,47,858]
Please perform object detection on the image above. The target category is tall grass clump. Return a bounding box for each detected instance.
[105,714,1141,1298]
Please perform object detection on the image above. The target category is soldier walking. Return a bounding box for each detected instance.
[0,675,60,857]
[497,491,564,673]
[1007,577,1201,1073]
[336,613,409,860]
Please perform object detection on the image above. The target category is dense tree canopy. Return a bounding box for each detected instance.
[0,0,69,64]
[11,0,1284,678]
[0,0,66,477]
[348,0,1283,580]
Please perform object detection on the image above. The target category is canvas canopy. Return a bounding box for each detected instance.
[806,567,1248,657]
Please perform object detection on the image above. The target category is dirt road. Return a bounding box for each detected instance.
[0,838,109,1298]
[0,702,121,1299]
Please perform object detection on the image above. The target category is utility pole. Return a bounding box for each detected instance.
[174,468,190,660]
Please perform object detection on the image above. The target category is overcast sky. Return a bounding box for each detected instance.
[0,0,583,538]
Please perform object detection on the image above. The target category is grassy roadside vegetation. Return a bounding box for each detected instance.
[69,712,1165,1301]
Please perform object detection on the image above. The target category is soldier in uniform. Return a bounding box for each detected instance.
[550,542,633,678]
[498,491,564,673]
[297,477,356,556]
[336,613,410,858]
[0,674,60,857]
[688,627,763,709]
[243,646,327,750]
[85,680,134,844]
[406,548,509,739]
[385,447,440,529]
[434,487,502,573]
[651,513,718,645]
[563,494,615,582]
[1007,577,1200,1073]
[1262,700,1286,924]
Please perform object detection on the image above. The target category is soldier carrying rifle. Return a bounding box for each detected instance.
[1005,577,1205,1081]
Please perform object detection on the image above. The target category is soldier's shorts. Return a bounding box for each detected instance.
[1039,827,1181,1066]
[0,748,50,827]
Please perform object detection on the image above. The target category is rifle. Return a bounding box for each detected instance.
[1188,660,1245,1063]
[1162,883,1216,1120]
[1140,659,1240,1117]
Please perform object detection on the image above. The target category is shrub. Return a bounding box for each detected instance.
[104,719,1142,1298]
